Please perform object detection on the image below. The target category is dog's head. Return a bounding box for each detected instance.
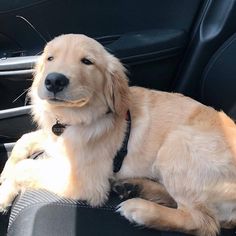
[31,34,129,126]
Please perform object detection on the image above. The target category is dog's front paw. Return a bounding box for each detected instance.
[0,195,11,213]
[116,198,152,225]
[0,180,18,213]
[112,180,141,200]
[0,161,15,185]
[0,199,11,214]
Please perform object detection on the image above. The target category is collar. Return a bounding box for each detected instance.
[113,110,131,173]
[52,108,113,136]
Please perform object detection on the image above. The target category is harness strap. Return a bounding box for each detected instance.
[113,110,131,173]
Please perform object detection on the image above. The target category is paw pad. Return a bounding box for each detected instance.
[112,182,141,200]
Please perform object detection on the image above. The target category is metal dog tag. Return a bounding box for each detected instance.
[52,121,66,136]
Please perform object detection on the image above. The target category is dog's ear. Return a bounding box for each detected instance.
[104,54,130,116]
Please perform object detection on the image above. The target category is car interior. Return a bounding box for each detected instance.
[0,0,236,235]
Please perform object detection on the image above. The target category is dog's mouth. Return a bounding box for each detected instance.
[47,97,90,107]
[49,98,65,102]
[39,84,93,108]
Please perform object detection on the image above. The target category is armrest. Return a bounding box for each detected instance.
[107,29,187,64]
[0,56,38,71]
[0,105,32,120]
[0,56,38,79]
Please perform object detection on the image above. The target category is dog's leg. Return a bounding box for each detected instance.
[0,159,47,211]
[0,130,46,182]
[0,158,69,212]
[112,178,177,208]
[117,198,219,236]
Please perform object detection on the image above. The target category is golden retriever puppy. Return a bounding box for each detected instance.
[1,34,236,236]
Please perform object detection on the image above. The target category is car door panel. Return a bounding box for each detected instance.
[0,0,203,83]
[0,106,33,143]
[0,0,203,142]
[0,28,187,110]
[0,0,203,54]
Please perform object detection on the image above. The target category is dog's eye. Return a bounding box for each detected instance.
[47,56,54,61]
[81,58,93,65]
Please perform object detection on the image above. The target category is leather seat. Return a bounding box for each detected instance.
[8,190,188,236]
[200,32,236,120]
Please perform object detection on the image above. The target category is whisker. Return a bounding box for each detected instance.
[16,15,48,44]
[34,50,43,56]
[12,89,29,104]
[24,94,31,106]
[46,31,53,41]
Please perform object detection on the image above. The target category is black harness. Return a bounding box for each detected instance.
[113,110,131,173]
[51,111,131,173]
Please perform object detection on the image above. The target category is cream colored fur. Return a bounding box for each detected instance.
[1,34,236,236]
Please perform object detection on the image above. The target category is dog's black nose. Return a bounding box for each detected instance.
[45,73,69,93]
